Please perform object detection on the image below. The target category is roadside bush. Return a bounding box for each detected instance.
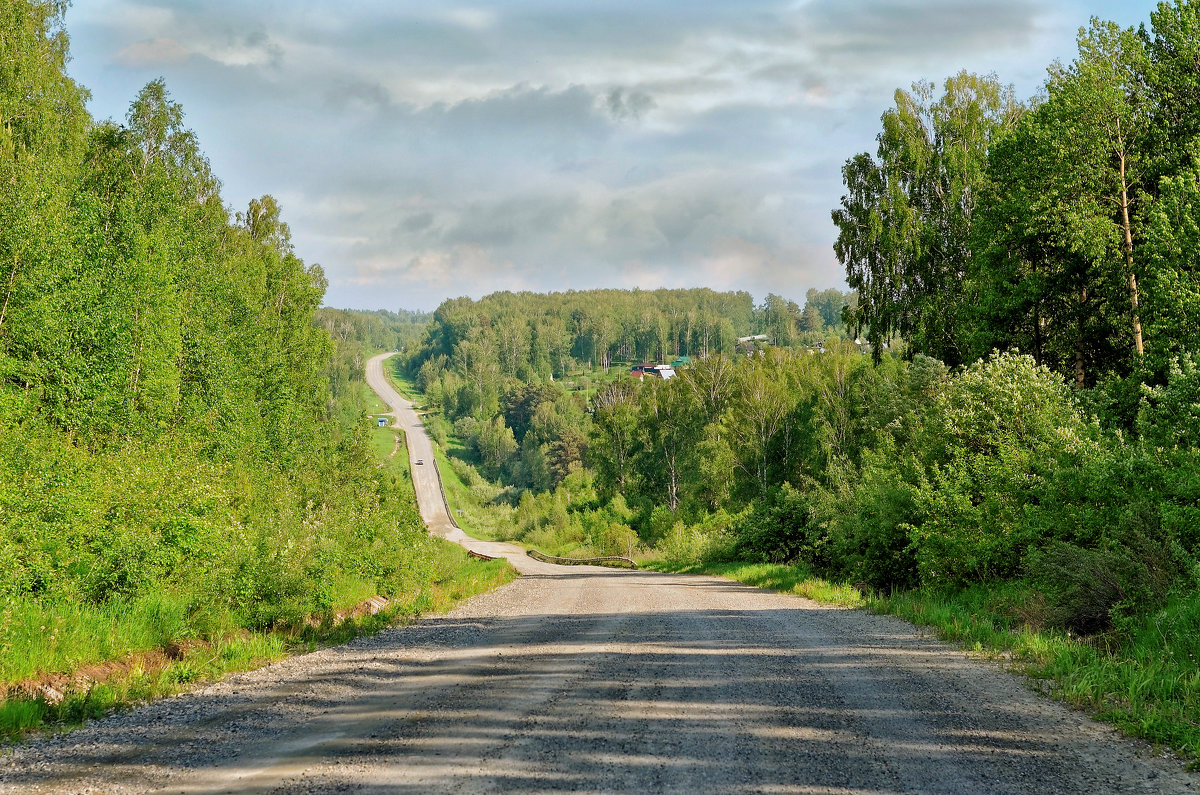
[906,352,1091,587]
[731,484,818,565]
[657,511,739,567]
[1025,536,1177,635]
[1139,355,1200,448]
[824,451,920,591]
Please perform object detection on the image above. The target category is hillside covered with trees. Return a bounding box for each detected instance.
[401,287,853,492]
[0,2,478,733]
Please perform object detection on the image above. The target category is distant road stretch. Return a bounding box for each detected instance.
[0,355,1192,793]
[364,352,559,573]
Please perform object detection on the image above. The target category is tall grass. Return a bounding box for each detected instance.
[434,447,514,542]
[0,536,514,741]
[0,592,197,683]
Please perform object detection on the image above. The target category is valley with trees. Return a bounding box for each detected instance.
[391,0,1200,763]
[3,0,1200,790]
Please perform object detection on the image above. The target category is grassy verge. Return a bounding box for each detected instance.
[645,557,1200,764]
[382,359,421,399]
[876,585,1200,763]
[433,446,514,541]
[0,540,513,741]
[359,379,390,417]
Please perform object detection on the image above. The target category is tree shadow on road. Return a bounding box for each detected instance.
[2,578,1174,794]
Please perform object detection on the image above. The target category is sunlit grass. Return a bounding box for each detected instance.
[383,360,421,401]
[0,623,287,741]
[0,593,197,684]
[358,381,388,416]
[0,539,515,743]
[369,426,400,459]
[434,447,512,541]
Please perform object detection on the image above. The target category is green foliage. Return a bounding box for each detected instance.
[729,484,815,565]
[903,353,1091,585]
[833,72,1022,365]
[1025,539,1175,635]
[316,307,430,405]
[0,4,481,738]
[1139,353,1200,449]
[839,6,1200,391]
[823,449,921,591]
[408,288,755,383]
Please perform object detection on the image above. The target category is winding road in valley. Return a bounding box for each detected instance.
[363,354,557,572]
[1,352,1195,793]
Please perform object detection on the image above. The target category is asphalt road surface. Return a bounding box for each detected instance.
[1,354,1194,793]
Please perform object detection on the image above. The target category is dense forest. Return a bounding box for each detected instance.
[0,1,459,724]
[402,287,853,493]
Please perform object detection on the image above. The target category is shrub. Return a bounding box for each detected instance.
[731,484,819,565]
[1025,536,1177,635]
[1139,354,1200,449]
[825,453,920,591]
[907,352,1092,587]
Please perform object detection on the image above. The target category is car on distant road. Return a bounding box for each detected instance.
[416,459,424,465]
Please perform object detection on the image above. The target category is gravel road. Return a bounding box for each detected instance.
[1,354,1194,793]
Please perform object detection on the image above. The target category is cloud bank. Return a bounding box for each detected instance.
[66,0,1159,310]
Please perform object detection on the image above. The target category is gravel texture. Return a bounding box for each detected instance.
[1,353,1195,793]
[2,568,1197,793]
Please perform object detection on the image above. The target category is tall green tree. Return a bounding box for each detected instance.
[0,0,87,401]
[833,72,1022,365]
[589,380,641,498]
[1141,0,1200,184]
[635,379,700,511]
[974,20,1153,386]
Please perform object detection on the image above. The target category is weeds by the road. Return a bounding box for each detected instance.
[434,446,515,542]
[0,538,513,743]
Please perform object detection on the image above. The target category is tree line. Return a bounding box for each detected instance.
[0,3,432,647]
[834,2,1200,406]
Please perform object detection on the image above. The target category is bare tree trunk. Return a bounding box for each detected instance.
[1075,286,1087,389]
[1031,256,1044,366]
[1118,159,1144,358]
[666,455,679,512]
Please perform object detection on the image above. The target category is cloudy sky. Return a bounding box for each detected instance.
[64,0,1161,311]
